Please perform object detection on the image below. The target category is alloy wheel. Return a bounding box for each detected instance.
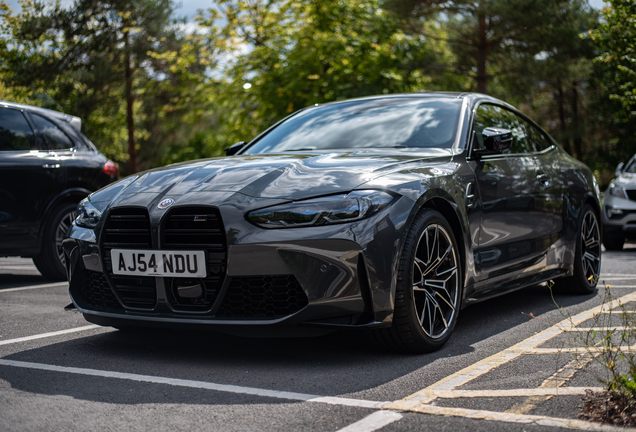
[412,224,459,339]
[581,209,601,286]
[55,210,76,267]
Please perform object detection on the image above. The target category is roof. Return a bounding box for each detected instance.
[0,100,82,132]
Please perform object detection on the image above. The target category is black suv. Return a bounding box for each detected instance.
[0,101,118,280]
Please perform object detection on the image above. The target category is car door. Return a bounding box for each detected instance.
[0,107,67,254]
[470,103,554,283]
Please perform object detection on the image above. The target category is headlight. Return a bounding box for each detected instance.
[609,183,627,199]
[247,190,395,229]
[75,198,103,228]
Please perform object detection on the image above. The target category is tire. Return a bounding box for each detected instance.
[603,232,624,251]
[553,204,601,295]
[33,202,77,281]
[372,209,462,353]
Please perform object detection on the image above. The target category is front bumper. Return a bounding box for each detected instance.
[63,195,414,331]
[602,193,636,239]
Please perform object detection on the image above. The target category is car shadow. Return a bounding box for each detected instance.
[0,282,597,406]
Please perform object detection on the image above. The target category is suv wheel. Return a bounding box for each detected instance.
[33,203,77,280]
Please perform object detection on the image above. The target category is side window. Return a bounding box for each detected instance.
[517,116,551,152]
[472,104,533,154]
[31,113,74,150]
[0,108,35,151]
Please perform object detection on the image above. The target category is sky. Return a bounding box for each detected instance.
[4,0,609,19]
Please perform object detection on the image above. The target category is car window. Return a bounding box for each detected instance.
[244,98,463,153]
[31,113,74,150]
[0,107,35,151]
[472,104,533,154]
[516,116,551,152]
[624,157,636,173]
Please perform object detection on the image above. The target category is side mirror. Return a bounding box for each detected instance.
[474,128,513,155]
[224,141,247,156]
[616,162,625,177]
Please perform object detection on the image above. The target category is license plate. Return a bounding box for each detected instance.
[110,249,207,278]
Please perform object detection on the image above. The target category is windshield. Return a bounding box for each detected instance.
[244,97,463,154]
[625,157,636,174]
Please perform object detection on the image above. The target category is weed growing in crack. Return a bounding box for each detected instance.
[549,279,636,425]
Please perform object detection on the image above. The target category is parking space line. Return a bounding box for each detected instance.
[392,404,632,432]
[0,359,387,409]
[400,291,636,400]
[0,282,68,293]
[506,355,593,414]
[418,387,603,399]
[335,411,403,432]
[523,347,636,354]
[0,325,101,346]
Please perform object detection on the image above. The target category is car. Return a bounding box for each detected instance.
[0,101,118,280]
[602,154,636,250]
[62,93,601,353]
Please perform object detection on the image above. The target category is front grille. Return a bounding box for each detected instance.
[627,189,636,201]
[162,206,227,312]
[218,275,308,319]
[79,269,123,310]
[101,208,157,309]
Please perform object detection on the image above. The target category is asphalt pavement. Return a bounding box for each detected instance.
[2,246,636,432]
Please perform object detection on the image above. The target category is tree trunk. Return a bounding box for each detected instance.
[476,12,488,94]
[556,81,571,155]
[124,30,137,174]
[571,80,582,161]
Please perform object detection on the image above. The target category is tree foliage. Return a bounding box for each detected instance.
[589,0,636,176]
[0,0,631,184]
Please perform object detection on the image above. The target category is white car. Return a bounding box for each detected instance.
[602,154,636,250]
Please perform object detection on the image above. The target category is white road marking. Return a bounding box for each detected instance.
[335,411,403,432]
[395,404,631,432]
[417,387,603,399]
[0,359,387,409]
[0,282,68,293]
[525,347,636,354]
[0,325,101,346]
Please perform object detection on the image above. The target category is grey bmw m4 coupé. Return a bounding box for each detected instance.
[63,93,601,352]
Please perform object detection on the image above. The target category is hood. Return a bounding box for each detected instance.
[617,172,636,188]
[89,149,452,206]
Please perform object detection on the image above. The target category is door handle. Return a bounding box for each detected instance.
[466,182,475,209]
[536,172,550,187]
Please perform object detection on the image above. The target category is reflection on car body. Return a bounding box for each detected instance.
[63,93,601,352]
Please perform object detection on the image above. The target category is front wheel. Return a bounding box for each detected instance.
[33,203,77,281]
[373,209,462,353]
[553,204,601,295]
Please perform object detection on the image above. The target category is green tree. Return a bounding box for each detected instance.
[0,0,182,173]
[590,0,636,174]
[384,0,587,95]
[204,0,463,144]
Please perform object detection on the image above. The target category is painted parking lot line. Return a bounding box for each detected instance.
[0,325,101,346]
[335,411,403,432]
[2,279,636,430]
[0,359,387,409]
[384,288,636,429]
[0,282,68,293]
[396,404,633,432]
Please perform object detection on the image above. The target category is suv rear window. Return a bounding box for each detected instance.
[0,107,35,151]
[31,113,75,150]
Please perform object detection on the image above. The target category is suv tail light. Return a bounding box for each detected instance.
[103,160,118,177]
